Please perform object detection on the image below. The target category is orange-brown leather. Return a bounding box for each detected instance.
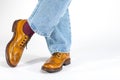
[42,52,70,70]
[6,20,31,67]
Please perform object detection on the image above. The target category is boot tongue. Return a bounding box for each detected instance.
[23,21,34,37]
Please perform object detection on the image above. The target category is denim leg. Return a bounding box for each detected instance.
[28,0,71,37]
[45,10,71,54]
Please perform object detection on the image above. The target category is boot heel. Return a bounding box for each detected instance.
[63,58,71,66]
[12,20,20,32]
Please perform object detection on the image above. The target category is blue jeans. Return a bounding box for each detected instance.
[28,0,72,54]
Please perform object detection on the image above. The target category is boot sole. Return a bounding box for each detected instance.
[5,20,20,67]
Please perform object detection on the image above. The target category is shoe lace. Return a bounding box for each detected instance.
[19,36,29,48]
[53,52,63,58]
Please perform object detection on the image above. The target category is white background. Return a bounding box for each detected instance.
[0,0,120,80]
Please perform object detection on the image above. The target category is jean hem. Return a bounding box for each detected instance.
[50,49,70,54]
[28,20,51,37]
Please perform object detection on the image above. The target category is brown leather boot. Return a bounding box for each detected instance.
[42,52,71,73]
[6,19,32,67]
